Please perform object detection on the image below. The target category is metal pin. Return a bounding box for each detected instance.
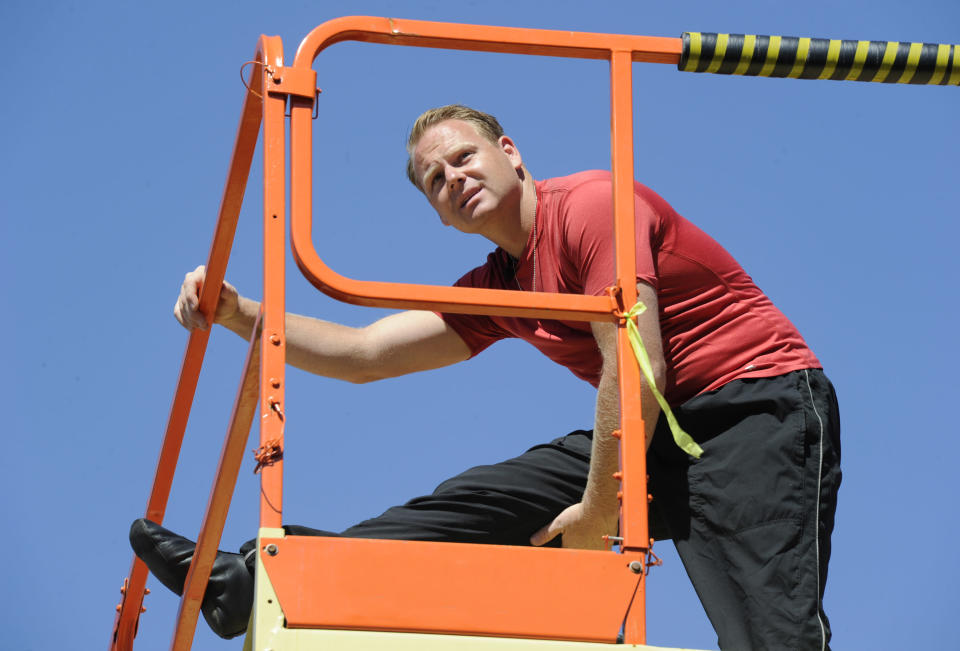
[269,400,284,421]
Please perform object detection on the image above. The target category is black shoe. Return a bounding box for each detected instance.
[129,518,253,639]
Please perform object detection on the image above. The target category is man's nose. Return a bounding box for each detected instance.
[446,167,465,189]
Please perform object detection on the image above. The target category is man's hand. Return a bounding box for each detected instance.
[529,502,618,550]
[173,265,239,331]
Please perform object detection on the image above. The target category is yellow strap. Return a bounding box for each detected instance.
[624,301,704,459]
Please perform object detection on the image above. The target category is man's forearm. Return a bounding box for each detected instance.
[216,297,469,384]
[528,344,664,549]
[218,295,373,383]
[583,371,661,505]
[583,309,664,535]
[582,369,623,515]
[582,378,662,553]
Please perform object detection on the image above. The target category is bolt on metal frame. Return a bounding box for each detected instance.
[110,15,958,651]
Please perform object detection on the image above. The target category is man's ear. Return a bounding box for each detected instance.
[499,135,523,169]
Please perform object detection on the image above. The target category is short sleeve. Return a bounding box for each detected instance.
[437,258,512,358]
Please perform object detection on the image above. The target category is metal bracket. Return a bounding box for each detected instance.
[605,284,626,321]
[265,65,318,98]
[265,65,322,118]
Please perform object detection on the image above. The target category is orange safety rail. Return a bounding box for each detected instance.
[289,15,681,550]
[285,17,680,644]
[111,17,684,651]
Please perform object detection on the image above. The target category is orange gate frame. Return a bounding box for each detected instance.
[111,16,685,651]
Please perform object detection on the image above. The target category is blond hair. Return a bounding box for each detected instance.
[405,105,505,190]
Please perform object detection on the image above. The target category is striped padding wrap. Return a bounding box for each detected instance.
[679,32,959,85]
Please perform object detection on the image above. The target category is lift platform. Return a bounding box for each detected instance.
[109,16,957,651]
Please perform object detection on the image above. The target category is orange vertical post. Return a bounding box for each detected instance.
[609,48,649,645]
[258,37,287,530]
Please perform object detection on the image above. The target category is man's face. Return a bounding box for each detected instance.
[412,119,524,236]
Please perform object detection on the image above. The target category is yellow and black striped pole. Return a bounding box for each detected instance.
[679,32,959,85]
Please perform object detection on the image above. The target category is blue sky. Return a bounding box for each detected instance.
[3,1,957,649]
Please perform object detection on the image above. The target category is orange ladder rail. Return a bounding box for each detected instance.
[110,35,282,651]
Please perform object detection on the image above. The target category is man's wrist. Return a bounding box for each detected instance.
[219,295,256,333]
[581,490,620,524]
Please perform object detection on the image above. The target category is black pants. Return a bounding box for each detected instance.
[279,370,841,651]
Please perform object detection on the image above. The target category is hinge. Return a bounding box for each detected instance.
[265,65,321,118]
[265,65,318,99]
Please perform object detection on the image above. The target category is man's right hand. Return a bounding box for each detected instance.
[173,265,239,331]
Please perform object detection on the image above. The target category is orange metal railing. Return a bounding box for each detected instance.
[112,17,683,651]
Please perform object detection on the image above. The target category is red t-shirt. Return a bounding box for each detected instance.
[441,171,820,405]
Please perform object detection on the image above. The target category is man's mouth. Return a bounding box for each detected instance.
[460,187,480,209]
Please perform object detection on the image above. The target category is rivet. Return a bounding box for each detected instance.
[265,543,279,556]
[270,378,281,389]
[629,560,643,574]
[269,334,281,346]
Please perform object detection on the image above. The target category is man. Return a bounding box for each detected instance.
[131,105,841,649]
